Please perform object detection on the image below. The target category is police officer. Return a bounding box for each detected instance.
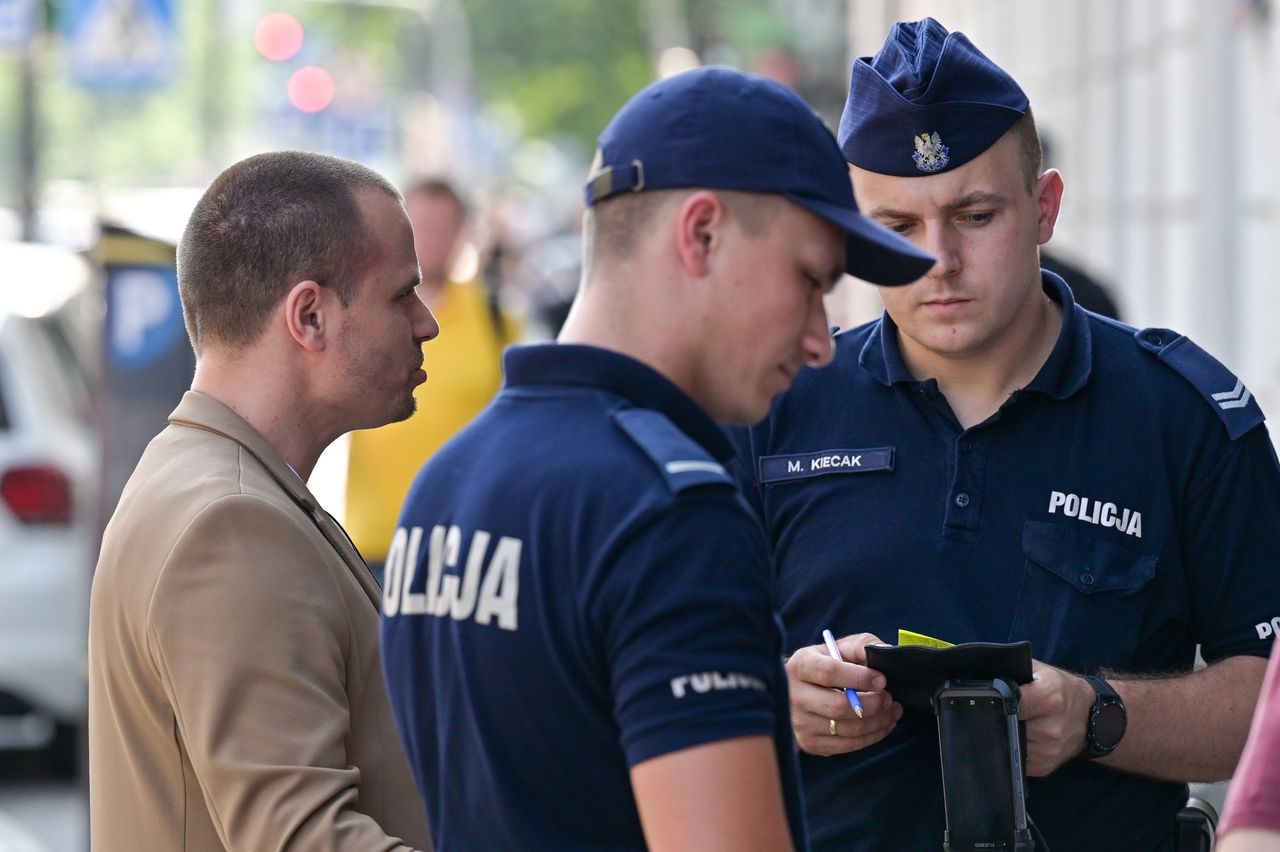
[737,18,1280,851]
[379,66,933,851]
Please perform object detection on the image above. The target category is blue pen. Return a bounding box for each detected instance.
[821,628,864,718]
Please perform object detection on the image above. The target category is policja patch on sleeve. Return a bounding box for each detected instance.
[612,408,734,493]
[1135,327,1265,440]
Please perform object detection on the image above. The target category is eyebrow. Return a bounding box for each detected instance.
[942,191,1008,212]
[800,258,844,293]
[825,262,846,290]
[814,255,845,289]
[867,190,1009,220]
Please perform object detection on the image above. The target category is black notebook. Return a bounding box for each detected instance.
[865,641,1034,712]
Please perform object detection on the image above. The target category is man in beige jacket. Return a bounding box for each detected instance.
[89,151,437,851]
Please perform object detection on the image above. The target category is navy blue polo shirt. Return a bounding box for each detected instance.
[382,344,807,851]
[737,274,1280,851]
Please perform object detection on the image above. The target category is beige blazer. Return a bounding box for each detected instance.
[89,391,430,851]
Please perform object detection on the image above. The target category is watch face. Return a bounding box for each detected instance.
[1095,701,1126,748]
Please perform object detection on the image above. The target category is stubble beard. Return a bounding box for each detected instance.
[389,392,418,425]
[342,350,421,429]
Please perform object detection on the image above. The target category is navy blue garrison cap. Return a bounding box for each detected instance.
[584,66,934,286]
[839,17,1028,176]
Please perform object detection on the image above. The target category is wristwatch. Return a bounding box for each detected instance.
[1082,674,1127,759]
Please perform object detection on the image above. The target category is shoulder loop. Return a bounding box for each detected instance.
[612,408,733,494]
[1135,327,1264,440]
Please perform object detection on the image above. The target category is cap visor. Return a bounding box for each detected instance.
[787,195,935,286]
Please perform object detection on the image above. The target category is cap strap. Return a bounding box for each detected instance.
[584,160,645,205]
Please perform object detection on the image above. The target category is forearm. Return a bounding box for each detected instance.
[1219,828,1280,852]
[1100,655,1266,781]
[632,736,794,852]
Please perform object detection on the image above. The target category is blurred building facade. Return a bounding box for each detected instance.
[834,0,1280,415]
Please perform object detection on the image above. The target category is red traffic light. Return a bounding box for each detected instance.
[288,66,335,112]
[254,12,304,62]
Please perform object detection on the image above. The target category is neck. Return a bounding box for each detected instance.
[191,351,337,482]
[898,289,1063,430]
[559,271,700,396]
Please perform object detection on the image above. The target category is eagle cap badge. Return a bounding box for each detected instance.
[912,131,950,172]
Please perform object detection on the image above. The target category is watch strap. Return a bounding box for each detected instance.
[1084,674,1119,702]
[1083,674,1126,758]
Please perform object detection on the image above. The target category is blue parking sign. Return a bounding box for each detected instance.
[106,265,186,371]
[64,0,176,90]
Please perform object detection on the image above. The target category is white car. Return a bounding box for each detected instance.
[0,241,98,769]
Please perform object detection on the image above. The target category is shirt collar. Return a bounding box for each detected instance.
[858,269,1093,400]
[502,343,736,461]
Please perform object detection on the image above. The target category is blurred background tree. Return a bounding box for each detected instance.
[466,0,651,148]
[0,0,817,189]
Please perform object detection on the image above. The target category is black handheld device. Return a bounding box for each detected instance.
[934,678,1035,852]
[1173,796,1218,852]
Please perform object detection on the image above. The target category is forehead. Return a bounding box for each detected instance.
[356,190,417,273]
[772,201,845,271]
[778,201,842,243]
[851,131,1027,210]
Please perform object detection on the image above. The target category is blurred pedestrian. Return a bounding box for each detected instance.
[736,17,1280,850]
[345,178,519,577]
[379,66,932,851]
[512,220,582,338]
[1040,250,1121,319]
[89,151,436,851]
[1038,132,1122,319]
[1218,647,1280,851]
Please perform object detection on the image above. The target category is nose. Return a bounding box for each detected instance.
[412,295,440,343]
[802,293,835,368]
[923,225,962,280]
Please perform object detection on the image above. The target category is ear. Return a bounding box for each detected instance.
[1034,169,1065,246]
[283,280,329,352]
[672,190,728,278]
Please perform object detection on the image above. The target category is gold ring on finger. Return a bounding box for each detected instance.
[829,718,839,737]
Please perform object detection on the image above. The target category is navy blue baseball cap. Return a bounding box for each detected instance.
[584,66,934,286]
[839,17,1029,176]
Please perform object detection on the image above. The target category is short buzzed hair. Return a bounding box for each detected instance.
[582,162,779,280]
[177,150,401,354]
[1010,108,1043,192]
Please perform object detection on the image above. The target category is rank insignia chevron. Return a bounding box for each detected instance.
[1212,380,1253,410]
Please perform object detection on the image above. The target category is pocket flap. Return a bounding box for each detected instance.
[1022,521,1157,595]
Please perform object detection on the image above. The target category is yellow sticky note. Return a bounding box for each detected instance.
[897,629,954,649]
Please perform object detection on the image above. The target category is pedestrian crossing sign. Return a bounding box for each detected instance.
[65,0,176,90]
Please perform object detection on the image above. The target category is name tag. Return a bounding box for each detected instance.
[758,447,894,484]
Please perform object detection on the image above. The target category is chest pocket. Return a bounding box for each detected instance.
[1008,521,1158,673]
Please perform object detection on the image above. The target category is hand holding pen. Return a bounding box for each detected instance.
[783,629,903,756]
[822,628,864,718]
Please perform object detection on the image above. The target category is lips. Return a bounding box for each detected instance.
[920,296,973,315]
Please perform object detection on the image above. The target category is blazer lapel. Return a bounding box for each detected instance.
[167,391,384,609]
